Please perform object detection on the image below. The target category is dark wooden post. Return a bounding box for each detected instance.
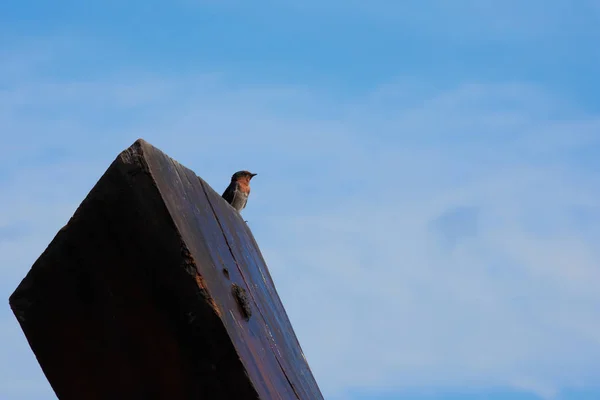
[9,139,323,400]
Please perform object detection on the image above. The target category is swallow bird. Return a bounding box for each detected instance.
[222,170,257,212]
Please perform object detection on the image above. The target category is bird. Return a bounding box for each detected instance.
[222,170,257,212]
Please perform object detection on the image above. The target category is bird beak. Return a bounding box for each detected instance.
[250,173,257,178]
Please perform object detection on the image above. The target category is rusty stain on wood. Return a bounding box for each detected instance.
[195,273,221,318]
[8,138,323,400]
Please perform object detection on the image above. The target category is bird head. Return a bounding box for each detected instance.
[231,170,257,183]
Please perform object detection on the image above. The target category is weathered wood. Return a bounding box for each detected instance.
[9,139,323,400]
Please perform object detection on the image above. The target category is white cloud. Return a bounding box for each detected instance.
[190,0,600,41]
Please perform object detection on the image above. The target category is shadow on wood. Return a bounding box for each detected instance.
[9,139,323,400]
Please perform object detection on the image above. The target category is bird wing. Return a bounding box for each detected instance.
[222,182,237,203]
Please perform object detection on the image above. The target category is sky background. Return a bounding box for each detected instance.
[2,1,600,399]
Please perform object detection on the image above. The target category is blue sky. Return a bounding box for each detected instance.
[2,1,600,399]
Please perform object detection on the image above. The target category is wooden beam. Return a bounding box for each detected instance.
[9,139,323,400]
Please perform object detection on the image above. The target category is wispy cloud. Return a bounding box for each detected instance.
[192,0,600,41]
[2,35,600,400]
